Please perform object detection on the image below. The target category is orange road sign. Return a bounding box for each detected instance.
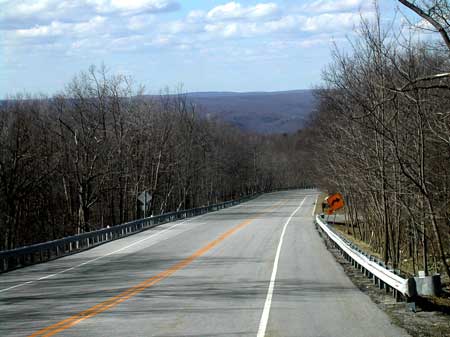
[326,193,344,214]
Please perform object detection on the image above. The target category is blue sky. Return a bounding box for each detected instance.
[0,0,404,96]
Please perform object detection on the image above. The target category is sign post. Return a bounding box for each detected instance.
[138,191,152,218]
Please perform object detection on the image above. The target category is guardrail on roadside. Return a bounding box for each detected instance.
[315,215,416,300]
[0,194,260,273]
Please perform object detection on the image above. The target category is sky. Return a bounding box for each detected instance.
[0,0,403,96]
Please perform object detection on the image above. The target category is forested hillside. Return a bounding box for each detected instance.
[0,68,311,251]
[307,2,450,280]
[186,90,316,134]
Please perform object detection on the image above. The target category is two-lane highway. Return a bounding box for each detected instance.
[0,190,409,337]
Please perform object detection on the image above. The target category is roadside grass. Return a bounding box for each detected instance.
[332,222,384,261]
[313,192,327,215]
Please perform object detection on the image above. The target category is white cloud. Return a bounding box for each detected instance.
[205,22,262,38]
[301,12,359,32]
[0,0,179,30]
[246,3,280,19]
[127,15,156,30]
[161,20,203,34]
[74,16,107,33]
[264,15,300,33]
[14,0,53,16]
[2,0,366,65]
[302,0,365,13]
[206,2,280,21]
[86,0,179,15]
[16,21,64,38]
[187,10,206,22]
[164,21,185,34]
[201,12,360,38]
[14,16,107,38]
[268,36,333,50]
[109,35,146,51]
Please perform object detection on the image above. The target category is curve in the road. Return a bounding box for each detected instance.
[28,200,284,337]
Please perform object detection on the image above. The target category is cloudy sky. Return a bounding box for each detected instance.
[1,0,400,96]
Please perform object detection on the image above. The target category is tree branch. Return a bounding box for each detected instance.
[398,0,450,51]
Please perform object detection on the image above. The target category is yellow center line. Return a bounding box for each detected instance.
[28,200,285,337]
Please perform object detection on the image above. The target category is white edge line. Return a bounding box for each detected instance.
[256,197,306,337]
[312,194,319,217]
[0,202,250,293]
[0,217,207,293]
[0,199,252,293]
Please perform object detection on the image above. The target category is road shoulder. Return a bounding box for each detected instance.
[326,244,450,337]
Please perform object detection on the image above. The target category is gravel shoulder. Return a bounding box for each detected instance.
[326,244,450,337]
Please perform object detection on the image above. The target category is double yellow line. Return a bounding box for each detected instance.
[29,200,284,337]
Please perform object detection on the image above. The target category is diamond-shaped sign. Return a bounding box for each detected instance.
[138,191,152,204]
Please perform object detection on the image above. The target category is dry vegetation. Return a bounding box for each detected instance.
[308,1,450,282]
[0,67,312,251]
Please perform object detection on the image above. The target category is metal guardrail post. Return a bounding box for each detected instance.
[315,215,414,300]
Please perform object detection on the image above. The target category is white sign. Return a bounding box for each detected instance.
[138,191,152,204]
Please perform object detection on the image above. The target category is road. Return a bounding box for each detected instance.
[0,190,409,337]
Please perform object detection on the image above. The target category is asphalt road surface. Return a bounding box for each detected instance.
[0,190,410,337]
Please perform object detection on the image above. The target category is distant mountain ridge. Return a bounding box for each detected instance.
[186,90,317,134]
[0,90,318,134]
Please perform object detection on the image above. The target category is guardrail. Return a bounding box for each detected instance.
[315,215,416,300]
[0,194,259,273]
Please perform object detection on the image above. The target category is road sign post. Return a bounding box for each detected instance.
[138,191,152,218]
